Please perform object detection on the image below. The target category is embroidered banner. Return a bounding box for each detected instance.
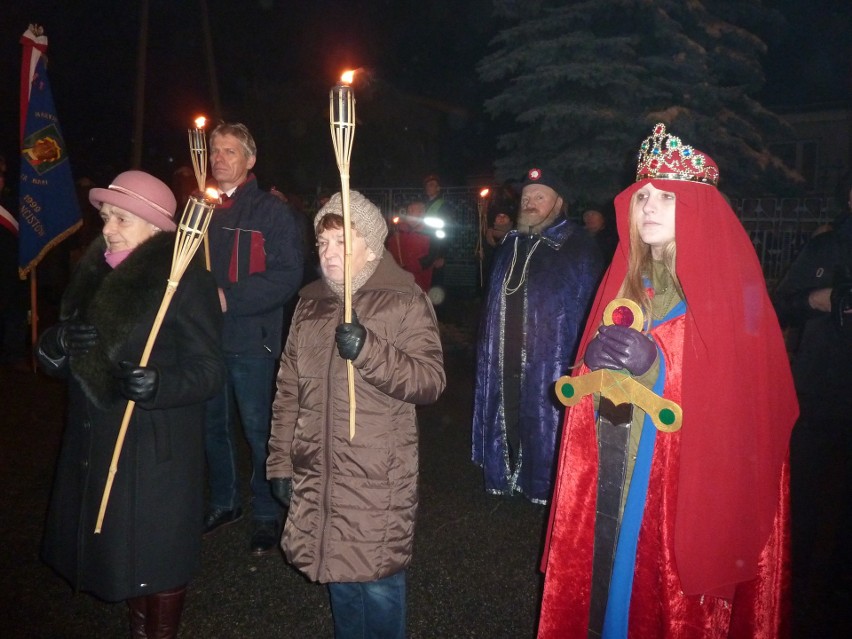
[18,26,81,278]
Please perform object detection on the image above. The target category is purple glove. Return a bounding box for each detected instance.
[584,324,657,376]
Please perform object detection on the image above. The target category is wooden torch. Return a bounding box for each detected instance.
[476,188,490,287]
[94,189,220,533]
[330,70,358,440]
[188,116,211,269]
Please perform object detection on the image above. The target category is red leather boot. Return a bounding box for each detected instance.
[144,585,187,639]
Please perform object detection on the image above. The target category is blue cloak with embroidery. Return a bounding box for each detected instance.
[472,217,603,503]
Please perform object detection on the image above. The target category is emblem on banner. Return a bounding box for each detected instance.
[22,124,65,174]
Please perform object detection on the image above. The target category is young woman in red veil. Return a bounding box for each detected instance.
[538,124,798,638]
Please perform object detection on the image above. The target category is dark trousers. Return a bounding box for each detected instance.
[789,414,852,635]
[204,356,280,521]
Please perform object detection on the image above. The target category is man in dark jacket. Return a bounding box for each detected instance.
[203,123,303,555]
[472,166,604,504]
[421,174,449,291]
[774,197,852,625]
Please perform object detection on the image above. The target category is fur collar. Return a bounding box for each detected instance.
[63,233,176,408]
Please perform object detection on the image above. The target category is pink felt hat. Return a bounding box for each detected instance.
[89,170,177,232]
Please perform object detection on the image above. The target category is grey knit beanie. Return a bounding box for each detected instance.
[314,190,387,256]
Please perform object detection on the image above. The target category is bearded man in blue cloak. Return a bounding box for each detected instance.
[472,166,604,503]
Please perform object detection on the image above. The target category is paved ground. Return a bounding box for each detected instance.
[0,296,848,637]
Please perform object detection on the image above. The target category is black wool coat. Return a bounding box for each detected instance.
[774,219,852,419]
[38,233,224,601]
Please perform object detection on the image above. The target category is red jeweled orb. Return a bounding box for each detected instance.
[611,305,634,327]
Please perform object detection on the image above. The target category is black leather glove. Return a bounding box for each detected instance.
[270,477,292,508]
[57,321,99,357]
[584,325,657,376]
[335,311,366,360]
[115,361,159,402]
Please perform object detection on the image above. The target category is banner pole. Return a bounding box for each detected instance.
[29,267,38,372]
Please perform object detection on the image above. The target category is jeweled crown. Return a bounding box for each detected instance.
[635,123,719,186]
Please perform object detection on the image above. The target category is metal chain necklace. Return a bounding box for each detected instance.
[503,234,543,296]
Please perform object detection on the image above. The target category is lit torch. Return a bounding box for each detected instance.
[188,116,211,268]
[188,116,208,192]
[330,70,358,439]
[391,214,403,267]
[477,188,490,287]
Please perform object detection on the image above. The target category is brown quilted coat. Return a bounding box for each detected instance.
[267,256,445,583]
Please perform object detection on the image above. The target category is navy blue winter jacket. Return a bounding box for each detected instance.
[208,174,303,357]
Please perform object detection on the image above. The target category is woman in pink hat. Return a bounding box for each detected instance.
[37,170,224,638]
[538,125,797,638]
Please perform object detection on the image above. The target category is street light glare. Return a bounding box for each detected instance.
[423,216,445,229]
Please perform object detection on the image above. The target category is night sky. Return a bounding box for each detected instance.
[2,0,849,192]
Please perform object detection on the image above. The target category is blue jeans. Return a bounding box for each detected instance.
[204,355,279,521]
[327,570,407,639]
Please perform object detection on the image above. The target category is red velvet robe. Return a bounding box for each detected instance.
[539,177,797,638]
[539,315,791,638]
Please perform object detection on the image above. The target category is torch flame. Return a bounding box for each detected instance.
[479,188,490,198]
[392,216,400,224]
[194,116,207,129]
[340,70,355,84]
[204,187,221,203]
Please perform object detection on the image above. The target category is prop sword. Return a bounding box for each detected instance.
[554,298,682,633]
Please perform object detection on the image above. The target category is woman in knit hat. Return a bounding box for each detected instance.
[37,170,224,638]
[538,125,797,638]
[268,190,446,638]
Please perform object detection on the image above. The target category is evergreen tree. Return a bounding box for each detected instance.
[480,0,801,204]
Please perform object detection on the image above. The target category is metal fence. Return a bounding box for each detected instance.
[732,196,839,289]
[358,188,843,292]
